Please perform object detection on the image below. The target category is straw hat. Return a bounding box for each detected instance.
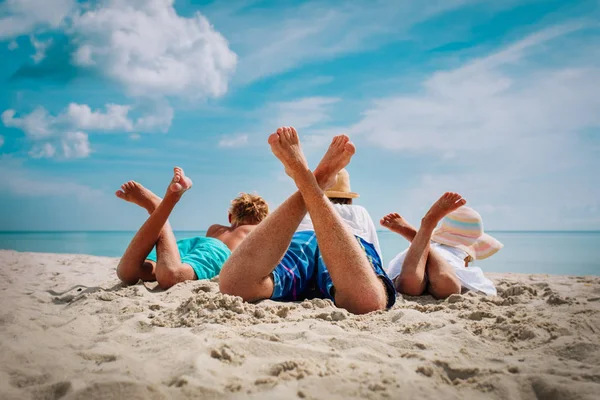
[324,169,359,199]
[431,206,503,261]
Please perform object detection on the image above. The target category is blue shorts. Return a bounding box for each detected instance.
[146,236,231,280]
[271,231,396,308]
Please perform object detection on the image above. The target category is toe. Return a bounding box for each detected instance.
[116,190,124,198]
[344,141,356,155]
[457,198,467,206]
[268,132,279,145]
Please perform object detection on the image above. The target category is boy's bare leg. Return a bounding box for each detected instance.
[381,213,462,298]
[390,193,465,297]
[271,127,387,314]
[219,130,351,301]
[115,168,195,289]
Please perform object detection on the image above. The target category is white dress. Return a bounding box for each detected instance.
[386,242,497,296]
[296,204,382,260]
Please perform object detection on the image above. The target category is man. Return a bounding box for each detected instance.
[380,199,502,298]
[115,167,269,289]
[297,168,383,266]
[219,127,396,315]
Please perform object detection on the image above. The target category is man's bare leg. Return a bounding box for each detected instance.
[219,129,351,301]
[271,127,387,314]
[115,167,195,289]
[381,212,462,298]
[390,193,465,298]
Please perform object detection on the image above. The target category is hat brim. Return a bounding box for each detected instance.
[324,190,359,199]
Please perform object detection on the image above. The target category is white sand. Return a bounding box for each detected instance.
[1,250,599,399]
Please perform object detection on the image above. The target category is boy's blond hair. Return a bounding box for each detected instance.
[229,193,269,225]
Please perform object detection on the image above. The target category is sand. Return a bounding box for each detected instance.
[1,250,599,399]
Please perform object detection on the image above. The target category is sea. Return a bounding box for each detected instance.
[0,231,599,276]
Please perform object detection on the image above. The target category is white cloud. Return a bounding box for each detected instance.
[28,132,91,160]
[342,23,600,230]
[65,103,134,131]
[8,40,18,50]
[0,0,75,39]
[3,102,173,137]
[129,133,141,140]
[29,142,56,159]
[218,134,248,148]
[70,0,237,98]
[3,102,173,159]
[61,131,91,159]
[134,103,174,133]
[0,135,4,147]
[348,23,599,153]
[2,107,54,139]
[29,35,52,63]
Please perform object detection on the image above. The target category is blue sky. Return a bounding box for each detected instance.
[0,0,599,231]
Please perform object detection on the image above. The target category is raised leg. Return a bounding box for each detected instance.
[381,213,463,298]
[387,193,465,298]
[115,168,195,289]
[272,127,387,314]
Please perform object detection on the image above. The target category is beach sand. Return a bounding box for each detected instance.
[1,250,599,399]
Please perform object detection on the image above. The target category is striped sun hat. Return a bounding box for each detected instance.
[431,206,503,261]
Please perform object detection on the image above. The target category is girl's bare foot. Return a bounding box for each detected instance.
[422,192,466,228]
[313,134,356,190]
[380,213,417,241]
[115,181,161,214]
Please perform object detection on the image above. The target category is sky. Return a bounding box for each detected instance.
[0,0,599,232]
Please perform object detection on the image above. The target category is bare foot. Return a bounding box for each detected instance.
[313,134,356,189]
[115,181,161,213]
[380,213,417,241]
[422,192,466,228]
[168,167,193,195]
[268,127,310,179]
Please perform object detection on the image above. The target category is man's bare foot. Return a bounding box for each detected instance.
[268,126,310,180]
[313,134,356,189]
[422,192,466,228]
[115,181,161,213]
[168,167,193,195]
[380,213,417,241]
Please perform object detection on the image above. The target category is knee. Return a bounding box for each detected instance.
[394,275,425,296]
[155,267,184,290]
[430,274,461,299]
[218,276,237,297]
[335,283,388,315]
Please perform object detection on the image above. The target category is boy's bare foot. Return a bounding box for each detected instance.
[313,134,356,189]
[268,127,310,180]
[380,213,417,241]
[168,167,193,195]
[115,181,161,214]
[422,192,466,228]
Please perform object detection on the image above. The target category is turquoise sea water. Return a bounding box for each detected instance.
[0,231,599,276]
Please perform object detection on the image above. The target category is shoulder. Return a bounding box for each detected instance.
[206,224,226,236]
